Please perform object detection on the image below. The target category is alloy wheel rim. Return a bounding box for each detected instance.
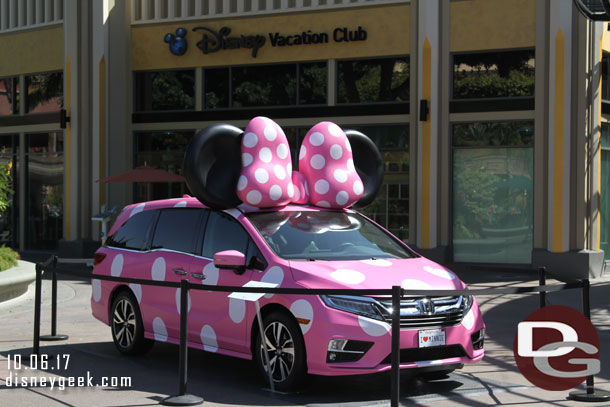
[260,321,295,383]
[113,298,136,348]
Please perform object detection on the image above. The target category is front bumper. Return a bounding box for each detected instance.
[304,297,485,376]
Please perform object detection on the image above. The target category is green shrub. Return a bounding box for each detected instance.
[0,246,18,272]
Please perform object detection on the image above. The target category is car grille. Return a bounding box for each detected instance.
[372,295,466,329]
[380,344,467,364]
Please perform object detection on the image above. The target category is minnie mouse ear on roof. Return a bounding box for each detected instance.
[184,123,243,210]
[344,129,384,208]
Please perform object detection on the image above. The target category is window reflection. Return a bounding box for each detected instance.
[26,72,63,113]
[134,70,195,111]
[26,132,64,249]
[232,64,296,107]
[0,77,19,115]
[134,131,193,202]
[452,122,534,264]
[0,135,18,248]
[337,57,409,104]
[452,49,535,99]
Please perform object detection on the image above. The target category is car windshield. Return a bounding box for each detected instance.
[246,210,413,261]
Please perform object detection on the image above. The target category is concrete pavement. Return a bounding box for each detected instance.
[0,263,608,407]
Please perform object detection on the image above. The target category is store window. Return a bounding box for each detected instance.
[0,77,19,115]
[452,121,533,264]
[26,72,63,113]
[134,70,195,111]
[203,62,326,109]
[282,124,409,241]
[337,56,409,104]
[452,49,535,99]
[26,132,64,249]
[0,134,19,248]
[134,130,194,202]
[601,123,610,260]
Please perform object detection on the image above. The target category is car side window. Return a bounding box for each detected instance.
[106,209,158,251]
[202,212,249,258]
[151,208,204,254]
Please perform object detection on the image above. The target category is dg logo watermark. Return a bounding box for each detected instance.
[513,305,601,391]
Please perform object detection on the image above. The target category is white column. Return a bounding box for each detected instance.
[194,0,201,16]
[54,0,61,20]
[222,0,229,13]
[45,0,52,22]
[36,0,43,24]
[181,0,188,16]
[9,0,17,28]
[1,0,9,30]
[27,0,34,25]
[18,0,25,26]
[168,0,175,18]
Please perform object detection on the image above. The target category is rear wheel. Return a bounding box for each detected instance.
[254,311,307,391]
[111,290,153,355]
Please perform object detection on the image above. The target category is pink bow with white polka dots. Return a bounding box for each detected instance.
[237,117,364,209]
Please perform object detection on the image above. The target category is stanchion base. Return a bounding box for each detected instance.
[160,394,204,406]
[40,334,69,341]
[568,389,610,402]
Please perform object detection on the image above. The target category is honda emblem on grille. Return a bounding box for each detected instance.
[416,298,435,315]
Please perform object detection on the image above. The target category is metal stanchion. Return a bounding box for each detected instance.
[30,263,43,359]
[161,279,203,406]
[390,285,401,407]
[568,279,610,402]
[538,267,546,308]
[41,256,69,341]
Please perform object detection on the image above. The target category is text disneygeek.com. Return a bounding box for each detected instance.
[3,354,132,390]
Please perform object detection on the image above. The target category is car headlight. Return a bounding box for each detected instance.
[320,295,385,321]
[462,295,474,315]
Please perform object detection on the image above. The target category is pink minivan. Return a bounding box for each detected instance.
[91,198,485,390]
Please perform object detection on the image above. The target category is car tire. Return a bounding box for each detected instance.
[254,311,307,391]
[110,290,153,355]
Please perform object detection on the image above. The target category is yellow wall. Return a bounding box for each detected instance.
[603,24,610,53]
[132,4,410,70]
[450,0,535,52]
[0,26,64,77]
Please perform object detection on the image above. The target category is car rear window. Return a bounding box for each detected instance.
[106,209,157,251]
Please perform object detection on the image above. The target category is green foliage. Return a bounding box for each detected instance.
[0,245,19,272]
[453,162,500,239]
[151,71,194,110]
[338,58,409,103]
[26,72,64,111]
[0,160,14,216]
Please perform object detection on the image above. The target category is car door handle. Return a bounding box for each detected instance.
[172,268,187,276]
[190,272,206,280]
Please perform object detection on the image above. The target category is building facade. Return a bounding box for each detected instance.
[0,0,607,278]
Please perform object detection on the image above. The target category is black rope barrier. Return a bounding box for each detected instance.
[28,257,610,406]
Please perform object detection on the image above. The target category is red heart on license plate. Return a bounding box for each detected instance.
[423,337,428,342]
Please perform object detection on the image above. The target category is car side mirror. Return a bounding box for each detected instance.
[214,250,246,273]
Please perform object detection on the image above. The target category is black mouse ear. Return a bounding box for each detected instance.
[184,123,243,209]
[344,130,384,208]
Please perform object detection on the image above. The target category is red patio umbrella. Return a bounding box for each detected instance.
[96,165,185,183]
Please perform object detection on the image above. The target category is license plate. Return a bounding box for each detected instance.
[418,329,445,348]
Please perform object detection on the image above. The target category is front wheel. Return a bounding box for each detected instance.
[254,311,307,391]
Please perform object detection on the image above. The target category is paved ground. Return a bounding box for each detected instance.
[0,261,608,407]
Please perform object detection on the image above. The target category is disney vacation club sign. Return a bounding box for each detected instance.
[164,26,368,58]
